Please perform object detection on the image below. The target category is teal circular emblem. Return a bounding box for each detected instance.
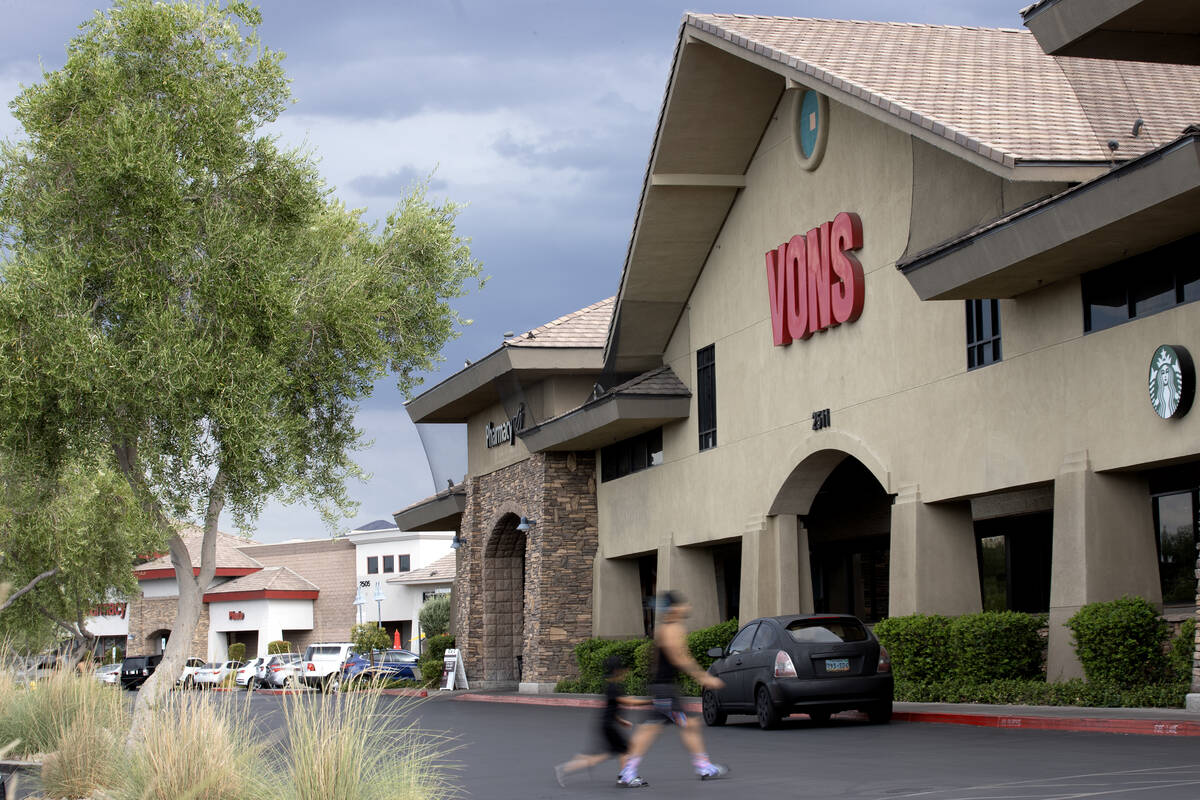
[799,90,821,158]
[1148,345,1194,419]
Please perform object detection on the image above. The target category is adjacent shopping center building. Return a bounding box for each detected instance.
[400,7,1200,691]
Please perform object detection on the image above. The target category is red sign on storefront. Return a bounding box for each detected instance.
[91,602,127,619]
[765,212,865,346]
[228,611,245,621]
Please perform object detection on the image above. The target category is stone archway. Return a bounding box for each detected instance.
[482,513,526,685]
[146,628,172,656]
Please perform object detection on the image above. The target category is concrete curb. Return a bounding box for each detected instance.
[450,693,1200,737]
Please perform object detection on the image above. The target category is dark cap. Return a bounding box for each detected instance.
[659,590,685,611]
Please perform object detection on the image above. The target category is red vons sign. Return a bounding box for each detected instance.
[228,611,245,621]
[765,212,865,345]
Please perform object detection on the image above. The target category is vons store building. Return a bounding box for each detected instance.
[402,13,1200,691]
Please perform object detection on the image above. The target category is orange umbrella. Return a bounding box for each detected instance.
[393,629,402,649]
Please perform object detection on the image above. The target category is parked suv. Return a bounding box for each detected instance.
[120,654,163,690]
[300,642,354,690]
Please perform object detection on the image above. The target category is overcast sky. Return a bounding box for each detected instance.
[1,1,1022,540]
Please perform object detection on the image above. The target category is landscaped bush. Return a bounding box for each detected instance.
[873,614,952,682]
[418,594,451,638]
[947,611,1045,682]
[0,666,128,758]
[268,639,293,655]
[1067,595,1168,688]
[1168,617,1196,684]
[40,707,122,799]
[227,642,246,663]
[419,634,455,685]
[894,677,1188,709]
[573,638,644,694]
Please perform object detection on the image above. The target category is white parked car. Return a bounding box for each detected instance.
[94,663,120,686]
[193,660,242,688]
[261,653,303,689]
[300,642,355,690]
[178,657,206,689]
[235,657,265,689]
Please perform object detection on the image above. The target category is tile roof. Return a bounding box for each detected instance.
[204,566,318,595]
[135,526,262,574]
[687,14,1200,166]
[503,297,614,349]
[604,366,690,398]
[388,552,456,584]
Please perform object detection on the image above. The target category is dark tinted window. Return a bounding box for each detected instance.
[367,556,378,574]
[785,618,867,643]
[697,345,716,451]
[965,299,1001,369]
[601,428,663,483]
[750,623,775,650]
[1082,233,1200,333]
[398,554,410,572]
[382,555,394,573]
[727,623,758,654]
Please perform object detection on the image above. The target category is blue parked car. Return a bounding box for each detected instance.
[336,649,419,689]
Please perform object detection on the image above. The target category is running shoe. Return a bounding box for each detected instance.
[699,763,729,780]
[616,776,649,788]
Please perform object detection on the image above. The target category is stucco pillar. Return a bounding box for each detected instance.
[797,522,814,614]
[1048,451,1161,681]
[658,540,719,629]
[740,515,802,621]
[591,554,645,638]
[889,484,981,617]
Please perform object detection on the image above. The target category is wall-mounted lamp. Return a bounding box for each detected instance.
[450,534,463,550]
[516,516,536,532]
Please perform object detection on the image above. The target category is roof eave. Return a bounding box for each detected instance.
[520,393,691,452]
[1023,0,1200,65]
[393,491,466,533]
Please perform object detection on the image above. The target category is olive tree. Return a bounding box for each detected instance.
[0,0,480,733]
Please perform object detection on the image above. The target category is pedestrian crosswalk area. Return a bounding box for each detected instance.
[877,764,1200,800]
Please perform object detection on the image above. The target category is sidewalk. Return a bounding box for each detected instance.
[450,691,1200,737]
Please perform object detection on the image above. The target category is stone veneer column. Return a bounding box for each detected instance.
[1048,451,1161,681]
[740,515,801,621]
[889,484,981,617]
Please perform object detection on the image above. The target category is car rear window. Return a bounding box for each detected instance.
[785,619,868,643]
[305,645,344,659]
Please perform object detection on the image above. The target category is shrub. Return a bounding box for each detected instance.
[101,646,125,665]
[893,677,1188,709]
[268,640,292,655]
[679,618,739,696]
[227,642,246,663]
[351,624,391,662]
[874,614,952,682]
[418,594,451,638]
[419,634,455,685]
[947,611,1045,682]
[1169,617,1197,684]
[0,667,127,758]
[40,708,121,799]
[573,638,644,694]
[1067,595,1168,688]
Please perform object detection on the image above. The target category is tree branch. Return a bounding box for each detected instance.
[0,567,59,614]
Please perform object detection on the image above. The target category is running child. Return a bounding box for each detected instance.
[554,655,648,787]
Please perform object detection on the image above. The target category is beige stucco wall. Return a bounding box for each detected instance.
[596,89,1198,611]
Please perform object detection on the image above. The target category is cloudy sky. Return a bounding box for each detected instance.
[1,1,1021,540]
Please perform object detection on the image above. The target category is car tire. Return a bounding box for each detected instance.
[325,675,341,694]
[808,709,832,725]
[182,676,194,691]
[701,689,727,727]
[867,700,892,724]
[246,677,257,692]
[755,685,781,730]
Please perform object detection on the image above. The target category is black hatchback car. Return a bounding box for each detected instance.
[120,654,163,690]
[701,614,893,729]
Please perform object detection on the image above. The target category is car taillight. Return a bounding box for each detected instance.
[271,666,282,672]
[877,646,891,673]
[306,663,315,671]
[774,650,797,678]
[142,669,149,676]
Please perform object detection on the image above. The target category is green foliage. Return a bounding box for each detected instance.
[419,634,455,685]
[350,623,391,661]
[1169,617,1196,684]
[873,614,953,682]
[678,618,740,696]
[894,677,1188,709]
[946,611,1045,682]
[101,646,125,666]
[227,642,246,663]
[1066,596,1168,688]
[267,640,291,655]
[418,594,451,638]
[572,638,644,694]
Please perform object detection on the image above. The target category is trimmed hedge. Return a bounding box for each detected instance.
[267,639,292,655]
[227,642,246,663]
[895,678,1187,709]
[1168,617,1196,684]
[947,611,1045,682]
[872,614,952,682]
[1066,595,1167,688]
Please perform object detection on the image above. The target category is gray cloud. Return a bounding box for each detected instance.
[349,166,447,198]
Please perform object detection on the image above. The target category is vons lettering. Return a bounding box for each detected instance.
[765,212,865,346]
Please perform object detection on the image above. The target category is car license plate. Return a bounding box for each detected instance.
[825,658,850,673]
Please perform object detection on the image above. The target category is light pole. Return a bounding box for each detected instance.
[373,581,385,628]
[353,587,366,625]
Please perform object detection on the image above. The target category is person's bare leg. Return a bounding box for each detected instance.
[618,723,661,784]
[678,717,706,756]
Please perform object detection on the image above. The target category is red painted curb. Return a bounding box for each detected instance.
[253,689,306,696]
[379,689,429,697]
[451,695,1200,737]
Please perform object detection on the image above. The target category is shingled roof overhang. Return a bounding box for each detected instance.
[519,367,691,452]
[1022,0,1200,64]
[897,131,1200,300]
[392,484,466,533]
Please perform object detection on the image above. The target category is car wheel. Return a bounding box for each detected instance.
[283,675,297,690]
[755,685,781,730]
[246,677,257,692]
[182,676,194,691]
[867,700,892,724]
[325,675,341,694]
[701,689,727,727]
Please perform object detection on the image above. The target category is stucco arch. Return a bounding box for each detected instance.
[767,430,892,516]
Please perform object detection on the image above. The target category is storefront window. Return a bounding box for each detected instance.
[1082,232,1200,333]
[973,512,1052,613]
[978,535,1007,612]
[1154,490,1199,606]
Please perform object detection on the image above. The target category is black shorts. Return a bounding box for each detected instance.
[591,723,628,756]
[648,683,688,726]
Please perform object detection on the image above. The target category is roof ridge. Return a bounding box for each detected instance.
[506,296,614,344]
[691,13,1027,34]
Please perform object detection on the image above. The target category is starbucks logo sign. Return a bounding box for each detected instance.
[1147,345,1194,420]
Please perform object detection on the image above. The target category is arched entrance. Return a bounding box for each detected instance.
[146,628,171,656]
[770,447,892,622]
[483,513,526,684]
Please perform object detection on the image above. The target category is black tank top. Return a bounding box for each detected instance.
[650,626,680,685]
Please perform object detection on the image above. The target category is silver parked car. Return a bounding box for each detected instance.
[261,653,303,689]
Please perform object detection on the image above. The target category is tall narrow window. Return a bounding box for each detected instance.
[366,556,379,575]
[697,344,717,451]
[966,299,1001,369]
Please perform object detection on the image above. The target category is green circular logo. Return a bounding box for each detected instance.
[1148,345,1194,419]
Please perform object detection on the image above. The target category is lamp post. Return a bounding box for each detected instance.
[353,588,366,625]
[373,581,385,628]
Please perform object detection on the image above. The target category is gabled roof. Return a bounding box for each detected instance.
[502,297,614,349]
[351,519,397,533]
[202,566,319,603]
[135,526,262,580]
[387,552,456,585]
